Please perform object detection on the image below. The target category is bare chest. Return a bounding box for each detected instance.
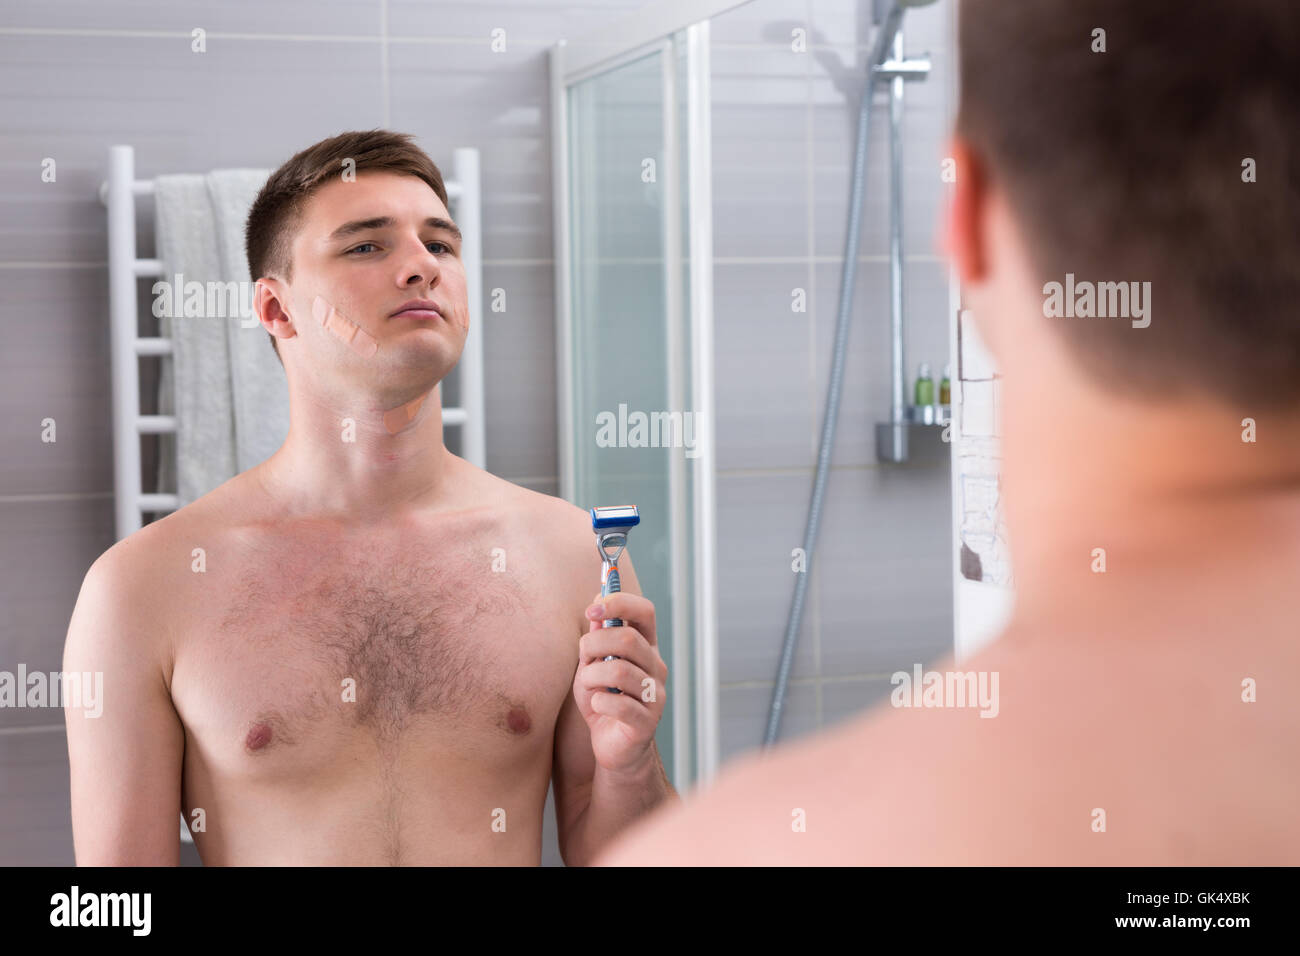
[169,521,580,785]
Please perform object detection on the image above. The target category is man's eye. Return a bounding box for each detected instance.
[346,241,451,255]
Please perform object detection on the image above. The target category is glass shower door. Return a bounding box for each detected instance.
[554,26,717,789]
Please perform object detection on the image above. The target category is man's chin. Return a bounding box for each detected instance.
[376,334,461,366]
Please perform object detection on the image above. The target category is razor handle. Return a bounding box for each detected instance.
[600,559,624,694]
[601,560,624,627]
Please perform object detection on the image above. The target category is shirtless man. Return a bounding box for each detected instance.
[597,0,1300,865]
[63,130,676,865]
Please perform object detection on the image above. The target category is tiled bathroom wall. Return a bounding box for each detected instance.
[706,0,956,765]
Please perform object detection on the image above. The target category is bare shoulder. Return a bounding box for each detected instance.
[67,489,229,693]
[97,474,244,576]
[596,678,1042,866]
[471,467,602,572]
[602,625,1300,865]
[84,486,228,606]
[453,461,604,608]
[77,472,255,631]
[485,471,589,545]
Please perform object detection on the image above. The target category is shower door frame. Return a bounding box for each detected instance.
[551,5,740,787]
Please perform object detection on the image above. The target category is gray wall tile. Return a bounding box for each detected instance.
[709,0,955,762]
[476,262,558,477]
[821,675,895,729]
[718,680,819,770]
[387,0,643,41]
[0,268,114,496]
[716,472,820,684]
[0,497,114,730]
[0,729,75,866]
[712,263,815,471]
[0,0,383,34]
[816,464,953,675]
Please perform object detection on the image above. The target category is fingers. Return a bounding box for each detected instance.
[589,689,658,732]
[579,626,660,677]
[577,659,662,704]
[585,592,658,646]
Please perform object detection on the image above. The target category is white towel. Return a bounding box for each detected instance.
[154,169,290,506]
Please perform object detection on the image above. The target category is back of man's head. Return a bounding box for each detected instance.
[956,0,1300,411]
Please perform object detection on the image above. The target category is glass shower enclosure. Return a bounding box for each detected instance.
[551,8,735,790]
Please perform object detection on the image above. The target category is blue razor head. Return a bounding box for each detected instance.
[591,505,640,531]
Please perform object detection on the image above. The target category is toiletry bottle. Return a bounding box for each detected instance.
[914,362,934,406]
[939,363,951,405]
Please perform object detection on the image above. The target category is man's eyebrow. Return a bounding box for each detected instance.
[327,216,462,245]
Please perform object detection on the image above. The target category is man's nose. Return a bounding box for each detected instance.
[398,237,441,287]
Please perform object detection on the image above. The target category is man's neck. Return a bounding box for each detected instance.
[999,376,1300,634]
[256,379,455,523]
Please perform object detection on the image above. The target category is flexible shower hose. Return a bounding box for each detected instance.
[762,37,887,749]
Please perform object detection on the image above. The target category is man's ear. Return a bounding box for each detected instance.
[942,136,989,285]
[254,278,296,344]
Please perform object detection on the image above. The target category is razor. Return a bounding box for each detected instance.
[590,505,640,695]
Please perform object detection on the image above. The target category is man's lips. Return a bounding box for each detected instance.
[390,299,443,320]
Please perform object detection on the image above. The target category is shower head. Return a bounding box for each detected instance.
[875,0,939,18]
[869,0,936,70]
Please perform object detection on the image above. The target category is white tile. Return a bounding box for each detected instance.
[959,308,999,380]
[961,380,996,437]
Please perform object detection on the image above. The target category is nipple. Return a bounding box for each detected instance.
[312,294,379,358]
[504,706,532,735]
[244,721,274,753]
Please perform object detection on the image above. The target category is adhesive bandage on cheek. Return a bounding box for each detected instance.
[312,294,379,358]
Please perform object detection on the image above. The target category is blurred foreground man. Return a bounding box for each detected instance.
[598,0,1300,865]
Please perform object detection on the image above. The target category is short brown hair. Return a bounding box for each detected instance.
[956,0,1300,409]
[245,129,448,361]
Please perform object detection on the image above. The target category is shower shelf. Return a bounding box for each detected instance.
[903,404,951,425]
